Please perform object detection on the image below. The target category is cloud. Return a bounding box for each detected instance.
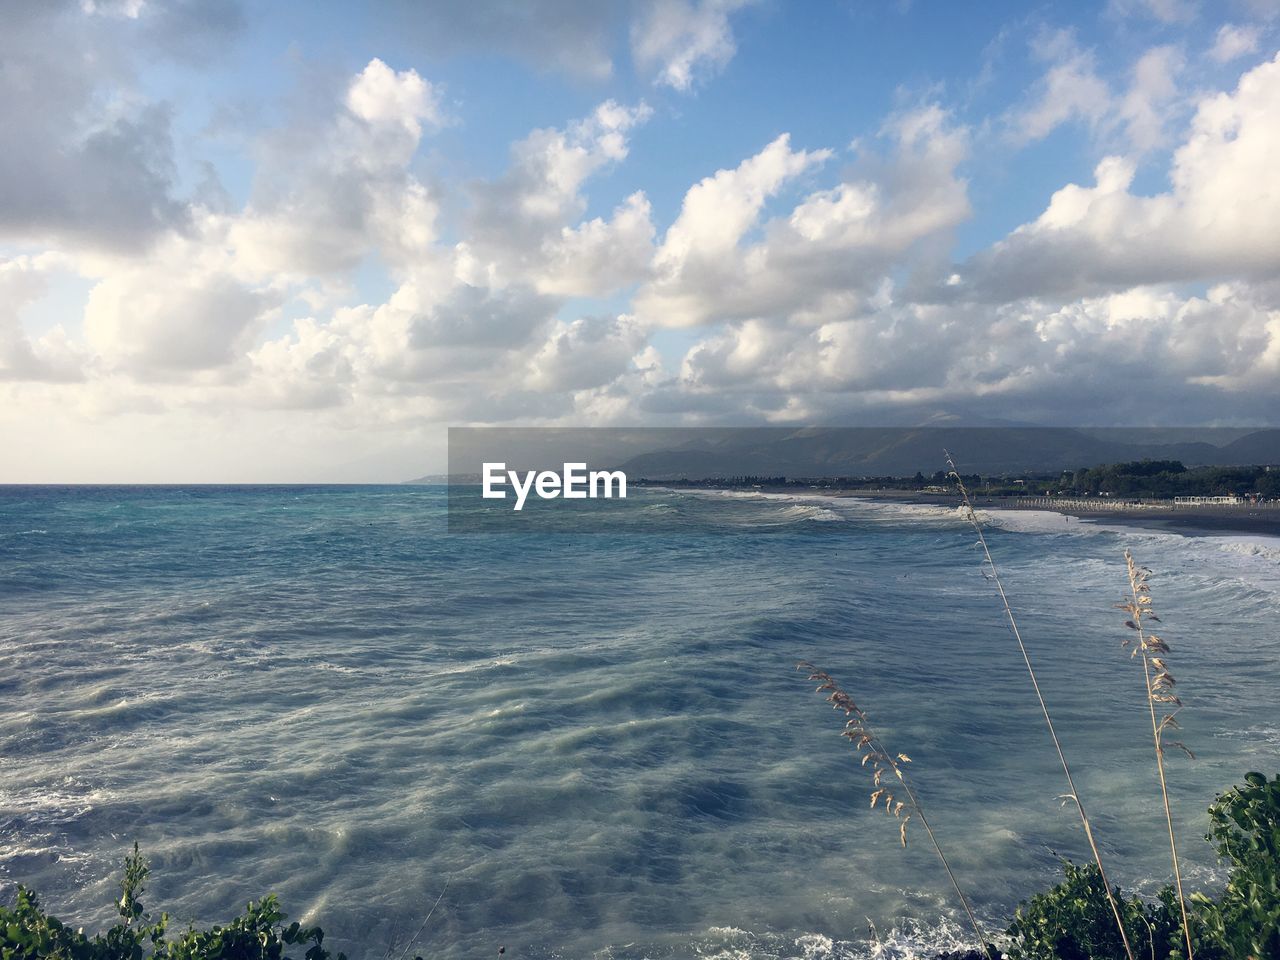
[637,107,967,328]
[631,0,753,90]
[656,279,1280,425]
[82,240,277,376]
[1118,45,1184,151]
[373,0,754,89]
[1108,0,1198,24]
[0,1,247,253]
[1008,32,1190,154]
[0,255,85,383]
[1209,23,1261,62]
[634,133,831,327]
[372,0,621,80]
[466,100,654,293]
[244,317,354,411]
[525,314,648,391]
[1008,30,1112,143]
[535,192,657,298]
[228,58,444,278]
[7,19,1280,481]
[959,52,1280,302]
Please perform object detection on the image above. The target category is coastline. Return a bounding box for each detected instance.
[745,486,1280,538]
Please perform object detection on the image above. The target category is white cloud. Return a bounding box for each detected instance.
[1209,23,1261,62]
[82,235,277,376]
[1008,30,1112,143]
[0,254,85,383]
[962,52,1280,301]
[0,1,246,253]
[346,58,444,135]
[1108,0,1198,24]
[525,315,647,391]
[638,108,966,328]
[7,20,1280,480]
[467,100,654,292]
[536,192,657,297]
[228,58,444,279]
[1119,45,1184,151]
[631,0,753,90]
[662,279,1280,425]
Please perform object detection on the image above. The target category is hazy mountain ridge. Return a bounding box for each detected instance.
[615,428,1280,479]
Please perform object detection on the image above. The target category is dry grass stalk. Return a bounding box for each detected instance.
[797,660,992,958]
[944,452,1136,960]
[1121,550,1195,960]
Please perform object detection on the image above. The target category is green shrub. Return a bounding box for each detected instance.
[1004,771,1280,960]
[1003,860,1181,960]
[1192,771,1280,960]
[0,845,370,960]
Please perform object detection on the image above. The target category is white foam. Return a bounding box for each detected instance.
[693,918,976,960]
[1211,535,1280,563]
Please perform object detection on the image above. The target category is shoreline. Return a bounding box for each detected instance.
[746,486,1280,538]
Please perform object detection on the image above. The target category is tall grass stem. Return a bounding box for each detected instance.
[945,453,1136,960]
[1123,550,1194,960]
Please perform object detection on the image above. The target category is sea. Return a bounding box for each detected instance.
[1,484,1278,960]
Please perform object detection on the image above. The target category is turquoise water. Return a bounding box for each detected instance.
[1,485,1277,959]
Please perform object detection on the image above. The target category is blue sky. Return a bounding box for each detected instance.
[1,0,1278,480]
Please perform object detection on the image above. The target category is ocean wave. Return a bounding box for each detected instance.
[0,780,110,847]
[692,918,975,960]
[1214,537,1280,563]
[675,489,848,524]
[775,504,844,523]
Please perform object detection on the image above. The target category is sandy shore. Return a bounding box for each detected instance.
[803,488,1280,538]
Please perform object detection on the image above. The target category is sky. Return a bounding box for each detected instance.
[2,0,1280,481]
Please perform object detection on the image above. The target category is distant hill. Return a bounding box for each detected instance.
[615,427,1280,479]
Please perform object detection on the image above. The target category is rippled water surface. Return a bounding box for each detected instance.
[1,485,1278,959]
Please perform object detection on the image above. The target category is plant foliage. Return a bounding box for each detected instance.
[0,844,383,960]
[1004,771,1280,960]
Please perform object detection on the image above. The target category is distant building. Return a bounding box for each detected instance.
[1173,495,1245,505]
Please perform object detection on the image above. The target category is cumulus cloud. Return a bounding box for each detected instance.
[466,100,654,294]
[526,315,648,391]
[232,93,640,421]
[245,317,354,411]
[638,107,967,328]
[82,232,278,376]
[536,193,657,297]
[959,53,1280,302]
[631,0,753,90]
[228,59,444,278]
[0,0,246,253]
[660,279,1280,425]
[6,15,1280,480]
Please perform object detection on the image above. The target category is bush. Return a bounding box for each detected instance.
[1003,860,1173,960]
[1004,771,1280,960]
[0,845,369,960]
[1192,771,1280,960]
